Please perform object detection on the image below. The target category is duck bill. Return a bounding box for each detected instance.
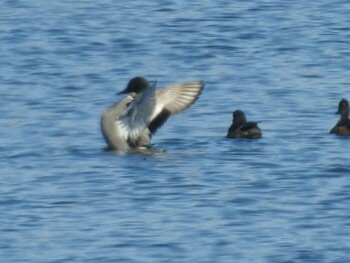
[117,87,128,95]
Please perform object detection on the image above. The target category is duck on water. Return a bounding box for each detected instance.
[226,110,262,139]
[330,98,350,136]
[101,77,204,151]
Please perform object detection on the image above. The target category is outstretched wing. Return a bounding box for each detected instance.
[157,81,204,115]
[148,81,204,134]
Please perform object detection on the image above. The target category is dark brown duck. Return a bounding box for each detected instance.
[226,110,262,139]
[330,98,350,136]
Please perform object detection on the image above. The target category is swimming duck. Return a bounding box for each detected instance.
[226,110,262,139]
[330,98,350,136]
[101,76,204,151]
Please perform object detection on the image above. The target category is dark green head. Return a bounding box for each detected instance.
[118,77,149,94]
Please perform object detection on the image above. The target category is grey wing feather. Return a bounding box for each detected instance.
[147,81,204,135]
[117,84,156,146]
[155,81,204,116]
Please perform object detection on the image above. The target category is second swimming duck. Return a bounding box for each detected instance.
[226,110,262,139]
[330,98,350,136]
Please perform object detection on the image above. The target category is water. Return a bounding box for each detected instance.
[1,0,350,262]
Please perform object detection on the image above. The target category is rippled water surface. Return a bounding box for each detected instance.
[1,1,350,262]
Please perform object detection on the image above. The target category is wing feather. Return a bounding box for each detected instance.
[155,81,204,115]
[116,84,156,147]
[147,81,204,134]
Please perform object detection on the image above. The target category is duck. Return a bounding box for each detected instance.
[330,98,350,136]
[101,76,204,151]
[226,110,262,139]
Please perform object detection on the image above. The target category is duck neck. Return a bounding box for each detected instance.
[340,110,349,120]
[127,92,137,100]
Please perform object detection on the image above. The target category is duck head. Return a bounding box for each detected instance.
[118,77,149,95]
[336,98,349,116]
[232,110,247,123]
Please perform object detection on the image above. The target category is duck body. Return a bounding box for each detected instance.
[330,98,350,136]
[226,110,262,139]
[101,77,204,151]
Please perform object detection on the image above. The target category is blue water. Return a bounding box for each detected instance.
[1,1,350,262]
